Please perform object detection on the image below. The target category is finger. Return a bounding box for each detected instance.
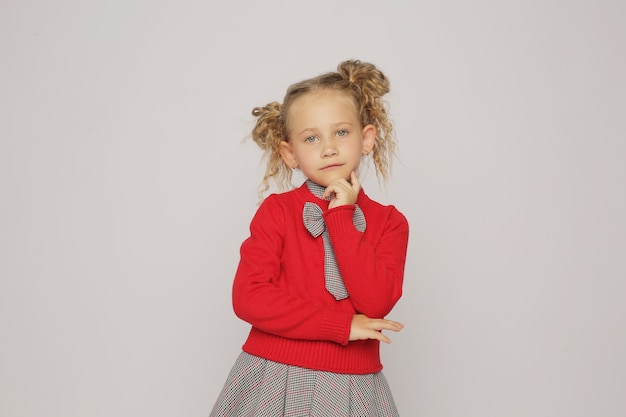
[377,332,392,344]
[350,171,361,191]
[369,319,404,332]
[322,182,337,200]
[323,179,349,199]
[386,320,404,330]
[322,186,335,200]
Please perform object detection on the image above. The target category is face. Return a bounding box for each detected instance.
[280,90,375,187]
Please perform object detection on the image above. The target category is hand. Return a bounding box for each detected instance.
[349,314,404,344]
[324,171,361,209]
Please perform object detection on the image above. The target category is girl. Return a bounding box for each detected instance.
[210,60,409,417]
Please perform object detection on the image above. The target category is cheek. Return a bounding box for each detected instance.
[292,150,312,165]
[350,142,365,157]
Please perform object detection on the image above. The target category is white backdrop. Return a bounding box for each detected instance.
[1,1,625,416]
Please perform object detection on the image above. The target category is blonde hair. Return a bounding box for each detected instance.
[251,59,396,199]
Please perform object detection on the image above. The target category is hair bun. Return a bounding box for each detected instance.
[251,101,283,151]
[337,60,390,97]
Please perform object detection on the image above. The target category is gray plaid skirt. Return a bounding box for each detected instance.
[210,352,399,417]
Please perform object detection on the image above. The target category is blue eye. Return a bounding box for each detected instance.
[337,130,348,137]
[305,136,318,143]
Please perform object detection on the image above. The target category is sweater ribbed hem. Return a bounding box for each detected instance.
[242,327,383,375]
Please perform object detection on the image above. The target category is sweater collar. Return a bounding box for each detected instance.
[305,179,330,200]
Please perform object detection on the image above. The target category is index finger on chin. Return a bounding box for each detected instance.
[350,171,361,190]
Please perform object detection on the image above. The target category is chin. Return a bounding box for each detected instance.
[324,175,351,186]
[309,170,353,187]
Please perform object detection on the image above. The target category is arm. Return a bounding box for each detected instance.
[231,196,353,345]
[325,204,409,319]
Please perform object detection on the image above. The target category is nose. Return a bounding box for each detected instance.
[321,137,338,158]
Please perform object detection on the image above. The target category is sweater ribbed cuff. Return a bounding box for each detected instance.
[323,205,357,234]
[319,309,352,346]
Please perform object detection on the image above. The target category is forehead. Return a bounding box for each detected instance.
[287,90,359,127]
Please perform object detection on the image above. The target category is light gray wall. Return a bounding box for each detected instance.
[1,1,624,416]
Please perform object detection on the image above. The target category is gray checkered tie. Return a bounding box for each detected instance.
[302,181,366,300]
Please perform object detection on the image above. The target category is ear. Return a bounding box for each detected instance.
[279,140,298,168]
[361,124,376,155]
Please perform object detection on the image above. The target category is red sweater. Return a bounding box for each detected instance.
[232,182,409,374]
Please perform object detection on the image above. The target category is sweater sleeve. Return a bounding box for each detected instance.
[231,196,353,345]
[324,204,409,319]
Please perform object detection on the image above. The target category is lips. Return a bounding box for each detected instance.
[321,163,343,170]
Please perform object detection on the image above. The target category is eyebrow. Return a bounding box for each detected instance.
[295,122,355,136]
[296,128,316,136]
